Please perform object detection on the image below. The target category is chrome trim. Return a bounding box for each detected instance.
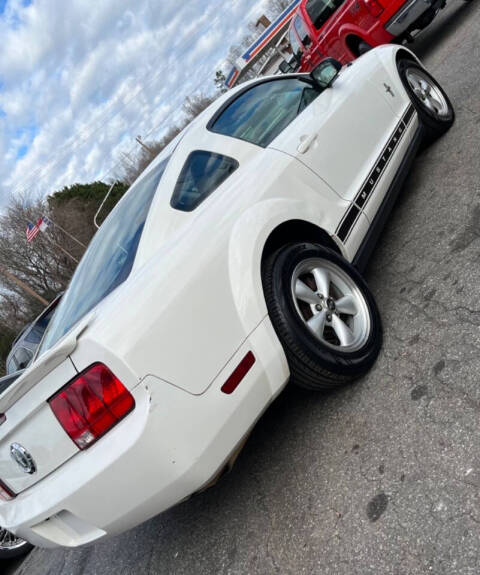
[10,443,37,475]
[385,0,433,36]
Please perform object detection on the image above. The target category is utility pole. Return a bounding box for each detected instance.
[51,240,79,264]
[0,265,48,307]
[136,135,155,155]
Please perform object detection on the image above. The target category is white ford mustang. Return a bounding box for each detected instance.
[0,45,453,550]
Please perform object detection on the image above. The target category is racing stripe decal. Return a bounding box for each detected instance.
[336,104,415,243]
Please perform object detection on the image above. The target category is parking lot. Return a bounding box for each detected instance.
[8,2,480,574]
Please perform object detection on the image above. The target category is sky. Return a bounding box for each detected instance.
[0,0,269,209]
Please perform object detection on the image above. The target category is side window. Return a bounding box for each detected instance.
[306,0,345,30]
[25,325,44,344]
[171,151,239,212]
[209,79,321,147]
[13,347,33,370]
[6,358,16,375]
[289,26,304,61]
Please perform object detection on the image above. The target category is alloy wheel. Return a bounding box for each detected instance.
[291,258,371,352]
[405,68,449,118]
[0,526,29,552]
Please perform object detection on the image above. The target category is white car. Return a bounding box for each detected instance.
[0,45,453,551]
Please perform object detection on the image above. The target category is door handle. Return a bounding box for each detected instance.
[297,134,317,154]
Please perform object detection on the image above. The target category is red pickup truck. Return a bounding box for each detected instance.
[287,0,448,71]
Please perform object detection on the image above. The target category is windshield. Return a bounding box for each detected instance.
[39,158,169,354]
[289,26,303,61]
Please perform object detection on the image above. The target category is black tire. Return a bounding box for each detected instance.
[0,530,33,559]
[357,40,372,55]
[398,59,454,141]
[262,243,382,391]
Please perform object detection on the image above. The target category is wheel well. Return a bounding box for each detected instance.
[345,35,365,57]
[395,48,418,66]
[262,220,341,263]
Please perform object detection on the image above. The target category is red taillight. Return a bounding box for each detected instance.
[363,0,383,16]
[49,363,135,450]
[0,479,15,501]
[221,352,255,395]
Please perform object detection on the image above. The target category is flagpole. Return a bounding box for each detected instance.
[0,265,49,307]
[45,217,87,249]
[52,241,79,264]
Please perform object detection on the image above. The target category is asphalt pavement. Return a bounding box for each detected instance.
[7,1,480,573]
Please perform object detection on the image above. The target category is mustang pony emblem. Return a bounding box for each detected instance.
[383,83,395,97]
[10,442,36,474]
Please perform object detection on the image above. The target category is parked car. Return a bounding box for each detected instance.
[1,297,61,559]
[0,370,32,559]
[287,0,452,72]
[6,295,62,375]
[0,45,453,549]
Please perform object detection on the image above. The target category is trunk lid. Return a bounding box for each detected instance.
[0,357,79,494]
[0,317,93,494]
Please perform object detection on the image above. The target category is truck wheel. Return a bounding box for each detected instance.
[358,41,372,55]
[398,59,454,140]
[263,243,382,391]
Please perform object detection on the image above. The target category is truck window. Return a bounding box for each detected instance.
[289,26,304,61]
[306,0,345,30]
[294,15,312,47]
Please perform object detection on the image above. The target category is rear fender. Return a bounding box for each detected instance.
[228,198,346,336]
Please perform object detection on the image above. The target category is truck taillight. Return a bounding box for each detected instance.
[363,0,384,17]
[49,363,135,450]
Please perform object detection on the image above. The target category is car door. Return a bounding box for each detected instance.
[269,63,400,216]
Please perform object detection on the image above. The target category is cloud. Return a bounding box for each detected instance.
[0,0,268,208]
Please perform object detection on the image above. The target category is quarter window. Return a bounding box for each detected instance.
[210,79,321,147]
[171,151,239,212]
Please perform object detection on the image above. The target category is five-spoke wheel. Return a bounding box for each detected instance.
[292,258,370,352]
[263,243,382,390]
[398,59,454,140]
[405,68,449,119]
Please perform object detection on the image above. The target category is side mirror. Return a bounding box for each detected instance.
[310,58,342,89]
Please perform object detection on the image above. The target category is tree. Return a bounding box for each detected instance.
[0,181,129,375]
[214,70,228,94]
[116,92,216,184]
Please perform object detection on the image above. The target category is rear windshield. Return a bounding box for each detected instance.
[306,0,345,30]
[39,158,169,354]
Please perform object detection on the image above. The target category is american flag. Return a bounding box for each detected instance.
[26,221,40,242]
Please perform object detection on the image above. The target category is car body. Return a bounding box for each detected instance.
[288,0,446,71]
[0,45,453,549]
[6,295,62,375]
[0,369,33,559]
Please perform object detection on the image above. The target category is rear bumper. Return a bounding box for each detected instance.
[385,0,434,36]
[0,317,288,548]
